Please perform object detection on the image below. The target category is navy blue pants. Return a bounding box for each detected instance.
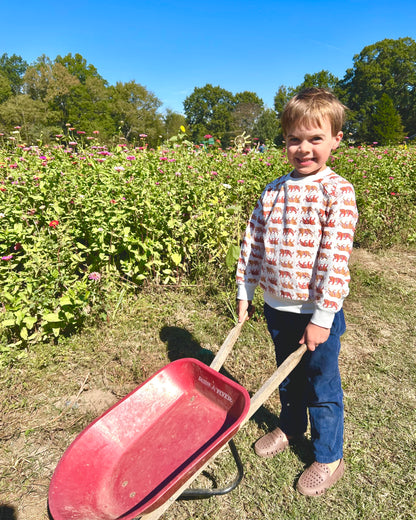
[264,303,346,463]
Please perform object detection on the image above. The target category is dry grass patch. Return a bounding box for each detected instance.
[1,248,415,519]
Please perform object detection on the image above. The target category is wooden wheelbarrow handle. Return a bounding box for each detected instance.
[209,315,247,371]
[210,315,307,423]
[139,318,307,520]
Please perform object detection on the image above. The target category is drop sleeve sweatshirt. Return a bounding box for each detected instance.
[236,167,358,328]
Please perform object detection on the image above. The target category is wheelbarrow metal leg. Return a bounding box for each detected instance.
[178,439,244,499]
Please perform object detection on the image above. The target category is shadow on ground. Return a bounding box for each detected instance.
[0,505,17,520]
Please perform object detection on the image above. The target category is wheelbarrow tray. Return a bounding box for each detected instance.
[48,357,250,520]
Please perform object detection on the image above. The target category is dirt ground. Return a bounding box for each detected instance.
[1,247,415,520]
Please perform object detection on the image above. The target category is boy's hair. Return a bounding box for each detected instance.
[281,88,347,137]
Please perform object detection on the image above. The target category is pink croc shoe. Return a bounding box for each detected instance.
[297,459,345,496]
[254,427,289,458]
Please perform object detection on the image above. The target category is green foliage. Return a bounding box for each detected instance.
[340,37,416,141]
[0,53,171,147]
[2,38,416,147]
[369,93,405,145]
[0,53,28,95]
[1,135,416,349]
[331,142,416,246]
[0,136,286,347]
[253,108,281,146]
[184,84,236,146]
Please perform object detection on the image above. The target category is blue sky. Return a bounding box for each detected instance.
[1,0,416,114]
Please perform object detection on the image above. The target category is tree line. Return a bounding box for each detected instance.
[0,37,415,147]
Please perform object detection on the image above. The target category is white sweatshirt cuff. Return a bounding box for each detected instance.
[237,284,256,301]
[310,308,336,329]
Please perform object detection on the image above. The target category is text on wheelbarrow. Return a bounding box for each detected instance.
[198,375,233,403]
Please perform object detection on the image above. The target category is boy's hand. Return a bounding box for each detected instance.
[300,322,330,351]
[237,299,255,323]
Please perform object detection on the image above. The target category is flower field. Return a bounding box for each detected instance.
[1,133,415,349]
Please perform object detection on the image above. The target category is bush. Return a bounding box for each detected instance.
[1,133,415,348]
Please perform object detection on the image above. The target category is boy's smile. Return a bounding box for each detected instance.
[285,118,343,177]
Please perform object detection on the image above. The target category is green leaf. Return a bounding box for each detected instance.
[171,253,181,266]
[2,319,16,327]
[2,291,15,302]
[225,244,241,270]
[20,326,28,340]
[59,296,73,307]
[43,312,61,323]
[23,316,37,329]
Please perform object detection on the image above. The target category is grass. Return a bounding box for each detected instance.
[0,247,415,519]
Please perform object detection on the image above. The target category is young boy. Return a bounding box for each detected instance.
[236,88,358,496]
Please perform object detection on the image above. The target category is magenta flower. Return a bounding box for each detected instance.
[88,272,102,281]
[1,254,13,261]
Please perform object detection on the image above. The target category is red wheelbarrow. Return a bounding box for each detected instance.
[48,319,306,520]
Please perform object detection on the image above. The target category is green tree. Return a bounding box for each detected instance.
[252,108,281,146]
[0,94,53,142]
[232,91,264,137]
[339,37,416,141]
[55,53,104,84]
[0,53,28,95]
[163,109,187,139]
[298,70,339,91]
[23,57,81,134]
[368,93,404,144]
[0,72,12,103]
[274,85,295,117]
[184,84,236,146]
[109,81,163,145]
[57,75,114,137]
[274,71,339,117]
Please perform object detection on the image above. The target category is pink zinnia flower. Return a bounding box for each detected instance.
[88,272,101,281]
[1,254,13,261]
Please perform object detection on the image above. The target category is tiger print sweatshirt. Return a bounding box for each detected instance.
[236,167,358,328]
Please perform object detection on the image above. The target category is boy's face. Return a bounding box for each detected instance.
[285,117,343,177]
